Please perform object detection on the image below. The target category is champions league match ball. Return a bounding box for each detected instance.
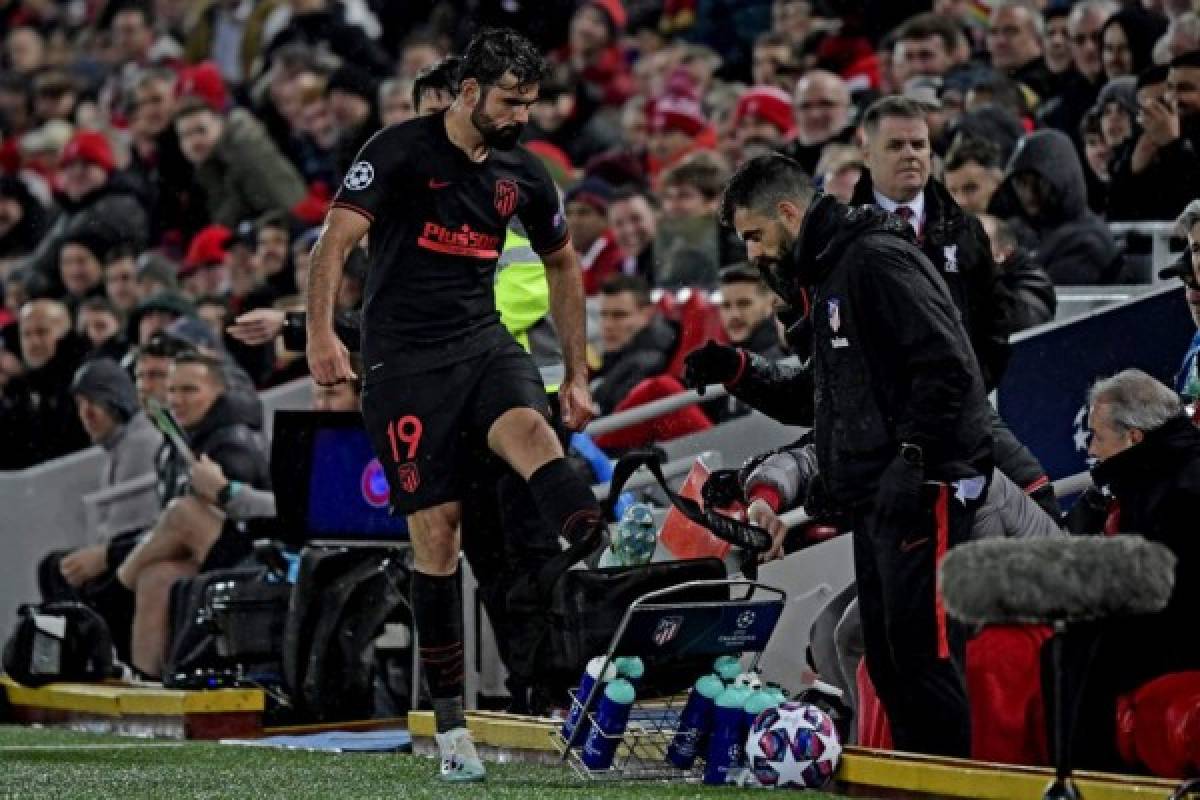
[745,701,842,789]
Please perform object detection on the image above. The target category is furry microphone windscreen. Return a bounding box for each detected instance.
[940,536,1177,626]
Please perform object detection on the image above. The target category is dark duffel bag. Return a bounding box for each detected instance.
[3,601,116,687]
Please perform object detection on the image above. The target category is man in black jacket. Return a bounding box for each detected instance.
[852,96,1060,518]
[1057,369,1200,771]
[851,96,1009,388]
[592,274,678,415]
[689,154,993,758]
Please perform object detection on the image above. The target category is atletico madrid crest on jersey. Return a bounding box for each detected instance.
[494,179,518,216]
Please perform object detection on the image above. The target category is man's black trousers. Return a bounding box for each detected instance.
[851,481,978,757]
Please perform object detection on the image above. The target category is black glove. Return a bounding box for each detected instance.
[682,340,744,395]
[875,454,923,525]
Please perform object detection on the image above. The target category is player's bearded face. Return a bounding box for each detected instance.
[472,103,525,150]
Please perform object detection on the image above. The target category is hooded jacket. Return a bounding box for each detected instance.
[1006,130,1123,285]
[727,196,993,505]
[852,172,1010,388]
[592,315,679,415]
[155,393,269,506]
[0,332,91,469]
[95,410,162,540]
[193,108,306,228]
[1089,414,1200,665]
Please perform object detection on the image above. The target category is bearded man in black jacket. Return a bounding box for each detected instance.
[687,154,993,758]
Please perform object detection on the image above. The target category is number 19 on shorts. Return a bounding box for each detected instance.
[386,415,423,463]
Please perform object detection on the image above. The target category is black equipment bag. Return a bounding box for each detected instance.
[282,546,408,722]
[3,601,115,687]
[163,565,290,688]
[506,449,772,690]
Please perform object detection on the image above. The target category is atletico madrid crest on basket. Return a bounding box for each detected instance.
[494,179,518,216]
[653,615,684,646]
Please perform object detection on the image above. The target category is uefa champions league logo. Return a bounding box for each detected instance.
[737,611,756,629]
[344,161,374,190]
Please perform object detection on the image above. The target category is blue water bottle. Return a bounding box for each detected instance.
[563,656,617,746]
[614,656,645,689]
[666,673,725,768]
[703,686,751,785]
[581,678,636,770]
[713,655,742,684]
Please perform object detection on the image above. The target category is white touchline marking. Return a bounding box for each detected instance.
[0,743,190,751]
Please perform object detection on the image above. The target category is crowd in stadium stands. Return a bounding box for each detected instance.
[4,0,1200,774]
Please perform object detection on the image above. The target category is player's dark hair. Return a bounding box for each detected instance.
[412,56,462,109]
[600,273,652,306]
[459,28,545,91]
[719,154,814,228]
[945,136,1002,172]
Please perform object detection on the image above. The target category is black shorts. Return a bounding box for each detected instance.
[360,338,549,516]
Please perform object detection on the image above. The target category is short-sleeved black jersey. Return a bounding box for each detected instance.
[332,112,569,383]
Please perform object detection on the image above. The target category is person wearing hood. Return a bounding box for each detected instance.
[1106,65,1184,222]
[35,357,163,662]
[23,131,149,297]
[0,299,91,469]
[1005,128,1124,284]
[0,174,48,261]
[591,273,678,415]
[684,154,993,758]
[1100,6,1167,83]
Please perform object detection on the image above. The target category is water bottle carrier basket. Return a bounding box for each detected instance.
[550,579,787,783]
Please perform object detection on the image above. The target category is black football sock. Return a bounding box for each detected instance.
[412,569,466,733]
[527,458,604,546]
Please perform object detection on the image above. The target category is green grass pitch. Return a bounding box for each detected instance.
[0,726,857,799]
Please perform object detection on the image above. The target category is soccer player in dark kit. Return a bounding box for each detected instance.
[305,29,603,782]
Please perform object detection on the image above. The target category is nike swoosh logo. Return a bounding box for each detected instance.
[899,536,931,553]
[428,179,451,189]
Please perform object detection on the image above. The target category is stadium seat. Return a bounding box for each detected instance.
[664,290,727,381]
[592,374,712,451]
[856,625,1053,766]
[1116,671,1200,779]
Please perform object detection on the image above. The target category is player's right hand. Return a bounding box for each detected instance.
[307,330,357,386]
[227,309,286,346]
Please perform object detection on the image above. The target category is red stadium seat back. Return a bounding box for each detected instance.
[665,289,728,380]
[591,375,713,451]
[965,625,1052,766]
[1115,671,1200,779]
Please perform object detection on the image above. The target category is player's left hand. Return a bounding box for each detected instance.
[559,375,595,431]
